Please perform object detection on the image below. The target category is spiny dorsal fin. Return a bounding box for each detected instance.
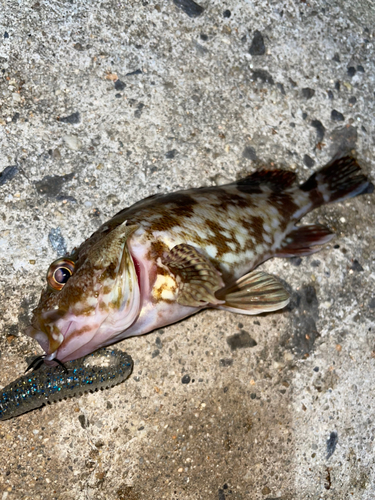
[215,270,290,314]
[236,169,297,193]
[162,244,224,307]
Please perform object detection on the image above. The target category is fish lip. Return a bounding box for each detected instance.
[26,317,72,357]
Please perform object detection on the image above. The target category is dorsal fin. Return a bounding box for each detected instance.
[236,169,297,193]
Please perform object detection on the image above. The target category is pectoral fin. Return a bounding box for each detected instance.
[162,244,224,307]
[215,270,290,315]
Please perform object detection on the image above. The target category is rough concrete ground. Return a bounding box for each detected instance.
[0,0,375,498]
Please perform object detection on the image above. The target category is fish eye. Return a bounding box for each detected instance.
[47,259,75,291]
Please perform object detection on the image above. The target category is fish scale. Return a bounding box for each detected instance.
[24,155,372,364]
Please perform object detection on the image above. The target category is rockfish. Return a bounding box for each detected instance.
[27,156,373,363]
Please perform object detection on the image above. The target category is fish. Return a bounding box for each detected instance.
[0,348,133,420]
[26,155,373,364]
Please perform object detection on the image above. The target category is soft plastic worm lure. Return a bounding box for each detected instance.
[0,348,133,420]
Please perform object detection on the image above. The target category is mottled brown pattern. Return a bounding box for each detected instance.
[268,192,298,225]
[147,240,169,261]
[99,262,118,281]
[148,213,181,232]
[204,219,235,258]
[155,265,170,277]
[209,188,250,211]
[248,216,266,244]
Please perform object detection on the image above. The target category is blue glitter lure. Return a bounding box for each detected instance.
[0,348,133,420]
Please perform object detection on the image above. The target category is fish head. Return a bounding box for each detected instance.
[26,223,141,362]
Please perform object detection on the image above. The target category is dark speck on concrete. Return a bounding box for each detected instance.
[313,366,319,372]
[220,358,233,367]
[165,149,177,159]
[173,0,204,18]
[289,256,302,267]
[249,30,265,56]
[332,53,340,62]
[155,337,162,347]
[181,374,191,384]
[59,112,80,124]
[134,103,144,118]
[330,125,357,152]
[369,298,375,309]
[0,165,19,186]
[35,172,74,197]
[311,259,320,267]
[311,119,325,141]
[250,393,256,399]
[126,69,142,76]
[152,349,160,358]
[48,227,67,255]
[302,88,315,99]
[277,82,286,95]
[350,260,364,272]
[12,112,20,123]
[200,33,208,41]
[349,96,357,104]
[326,431,338,459]
[218,489,226,500]
[114,79,126,90]
[302,112,308,120]
[327,90,334,100]
[242,146,257,160]
[115,93,121,98]
[357,65,365,73]
[223,9,231,18]
[251,69,274,85]
[331,109,345,121]
[56,194,77,203]
[78,414,89,429]
[227,330,257,351]
[335,81,340,92]
[303,154,315,168]
[4,32,9,38]
[347,66,356,77]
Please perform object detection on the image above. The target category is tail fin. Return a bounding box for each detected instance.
[300,156,373,208]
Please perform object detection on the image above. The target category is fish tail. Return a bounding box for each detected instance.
[299,155,374,208]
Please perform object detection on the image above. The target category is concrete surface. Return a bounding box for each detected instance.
[0,0,375,498]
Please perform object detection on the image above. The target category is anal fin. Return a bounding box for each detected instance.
[215,270,290,315]
[275,224,335,258]
[162,244,224,307]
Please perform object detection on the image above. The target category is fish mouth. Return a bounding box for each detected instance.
[26,318,73,358]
